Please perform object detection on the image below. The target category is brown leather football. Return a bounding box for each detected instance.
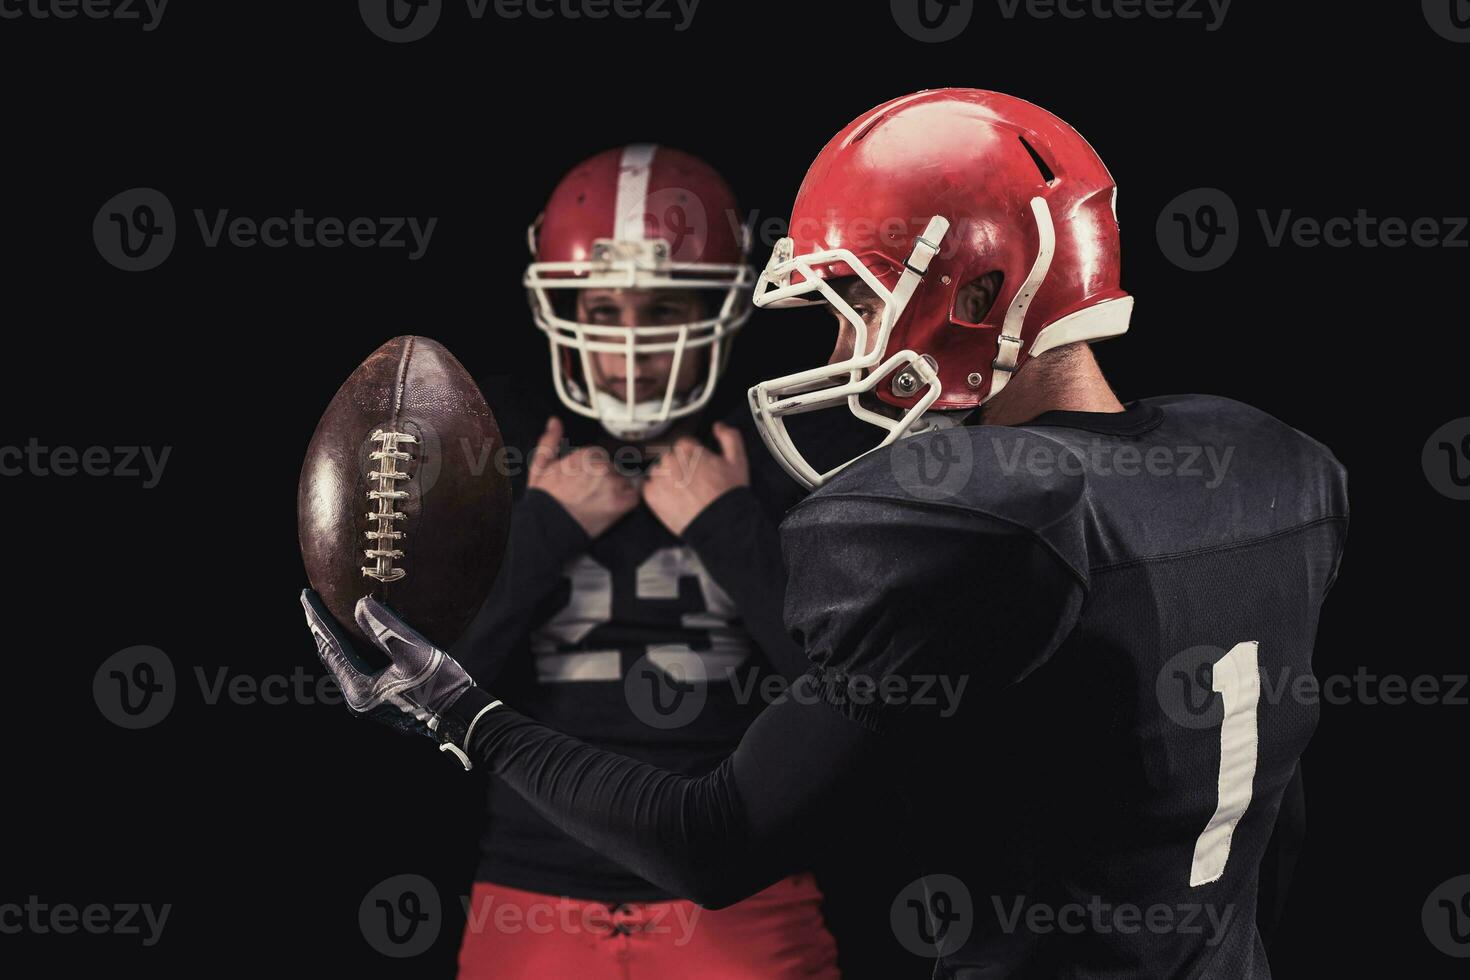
[298,336,510,651]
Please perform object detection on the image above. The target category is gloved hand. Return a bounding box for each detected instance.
[300,588,501,769]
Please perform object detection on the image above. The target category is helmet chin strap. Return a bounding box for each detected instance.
[592,390,680,442]
[987,197,1056,402]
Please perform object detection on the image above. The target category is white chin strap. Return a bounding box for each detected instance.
[592,391,678,442]
[987,197,1057,402]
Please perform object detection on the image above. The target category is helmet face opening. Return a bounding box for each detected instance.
[527,269,750,441]
[749,219,949,489]
[525,145,754,442]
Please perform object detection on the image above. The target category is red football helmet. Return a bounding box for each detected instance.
[749,89,1133,487]
[525,145,753,440]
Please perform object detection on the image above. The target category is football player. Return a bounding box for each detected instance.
[455,145,841,978]
[306,91,1348,978]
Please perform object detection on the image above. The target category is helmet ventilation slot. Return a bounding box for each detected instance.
[1018,136,1057,185]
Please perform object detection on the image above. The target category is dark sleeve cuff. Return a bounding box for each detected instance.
[681,486,765,551]
[441,685,500,752]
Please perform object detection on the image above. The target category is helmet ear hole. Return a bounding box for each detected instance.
[952,271,1005,327]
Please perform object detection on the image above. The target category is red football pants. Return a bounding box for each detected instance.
[457,874,841,979]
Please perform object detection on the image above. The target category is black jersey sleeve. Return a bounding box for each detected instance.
[779,491,1088,732]
[450,489,590,684]
[681,486,809,681]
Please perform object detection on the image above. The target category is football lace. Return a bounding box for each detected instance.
[362,428,417,583]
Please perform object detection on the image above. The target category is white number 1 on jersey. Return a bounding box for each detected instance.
[1191,640,1262,887]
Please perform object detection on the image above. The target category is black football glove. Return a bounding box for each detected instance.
[300,589,502,769]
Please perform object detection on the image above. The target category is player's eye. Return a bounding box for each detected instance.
[587,305,622,322]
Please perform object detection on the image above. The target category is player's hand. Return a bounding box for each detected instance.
[643,422,750,537]
[300,589,500,770]
[527,416,640,538]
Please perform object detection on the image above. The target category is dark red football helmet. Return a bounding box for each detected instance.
[525,145,752,440]
[749,89,1132,487]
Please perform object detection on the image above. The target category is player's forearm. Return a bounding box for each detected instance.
[455,688,763,908]
[452,675,881,909]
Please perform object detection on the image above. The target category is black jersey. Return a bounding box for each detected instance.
[452,407,812,902]
[778,394,1349,978]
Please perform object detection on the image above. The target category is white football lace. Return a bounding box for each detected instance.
[362,428,417,583]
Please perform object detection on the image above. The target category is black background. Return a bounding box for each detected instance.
[2,1,1467,976]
